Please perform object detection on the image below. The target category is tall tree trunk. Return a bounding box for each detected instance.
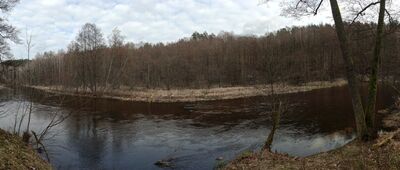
[329,0,369,139]
[365,0,386,135]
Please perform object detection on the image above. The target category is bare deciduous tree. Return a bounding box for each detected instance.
[105,27,125,90]
[263,0,397,139]
[18,23,399,93]
[75,23,105,93]
[24,30,34,140]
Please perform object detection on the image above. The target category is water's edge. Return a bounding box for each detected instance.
[24,79,347,103]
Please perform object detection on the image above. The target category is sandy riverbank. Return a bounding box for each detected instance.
[28,79,347,103]
[0,129,52,170]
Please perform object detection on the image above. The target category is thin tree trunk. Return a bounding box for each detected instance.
[26,102,33,133]
[365,0,386,135]
[263,101,282,151]
[329,0,369,139]
[105,54,114,90]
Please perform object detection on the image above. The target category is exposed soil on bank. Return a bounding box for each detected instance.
[224,108,400,170]
[27,79,347,103]
[0,129,52,170]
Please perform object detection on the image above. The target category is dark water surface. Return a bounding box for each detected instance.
[0,85,395,170]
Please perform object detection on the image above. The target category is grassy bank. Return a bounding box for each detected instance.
[224,108,400,170]
[0,129,52,170]
[28,79,347,102]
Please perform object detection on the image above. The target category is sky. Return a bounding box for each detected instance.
[9,0,335,59]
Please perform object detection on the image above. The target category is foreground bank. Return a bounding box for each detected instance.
[224,107,400,170]
[27,79,347,102]
[0,129,52,170]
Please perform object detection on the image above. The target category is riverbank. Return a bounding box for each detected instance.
[27,79,347,102]
[0,129,52,170]
[224,107,400,170]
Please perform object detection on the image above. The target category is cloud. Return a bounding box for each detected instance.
[9,0,333,59]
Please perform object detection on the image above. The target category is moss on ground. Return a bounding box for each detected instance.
[0,129,52,170]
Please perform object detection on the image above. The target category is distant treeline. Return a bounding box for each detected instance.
[10,23,400,91]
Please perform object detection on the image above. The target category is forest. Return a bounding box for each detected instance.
[2,0,400,169]
[5,22,399,92]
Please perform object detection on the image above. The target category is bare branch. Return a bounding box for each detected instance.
[314,0,324,15]
[295,0,303,9]
[351,1,381,24]
[385,9,394,23]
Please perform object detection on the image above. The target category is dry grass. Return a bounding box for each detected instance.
[225,110,400,170]
[29,79,347,102]
[225,132,400,170]
[382,99,400,131]
[382,112,400,131]
[395,97,400,110]
[0,129,52,170]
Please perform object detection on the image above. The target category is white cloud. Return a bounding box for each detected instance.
[9,0,335,59]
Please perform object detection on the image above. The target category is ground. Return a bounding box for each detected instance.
[224,108,400,170]
[28,79,347,102]
[0,129,52,170]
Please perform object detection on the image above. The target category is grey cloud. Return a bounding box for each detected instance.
[10,0,334,59]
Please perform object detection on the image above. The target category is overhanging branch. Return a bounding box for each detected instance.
[351,1,381,24]
[314,0,324,15]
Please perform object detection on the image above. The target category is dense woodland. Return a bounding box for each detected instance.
[6,22,400,92]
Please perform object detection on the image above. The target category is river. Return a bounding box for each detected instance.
[0,85,395,170]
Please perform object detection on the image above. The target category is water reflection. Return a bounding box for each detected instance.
[0,85,395,170]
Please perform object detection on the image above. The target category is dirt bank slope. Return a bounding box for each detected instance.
[0,129,52,170]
